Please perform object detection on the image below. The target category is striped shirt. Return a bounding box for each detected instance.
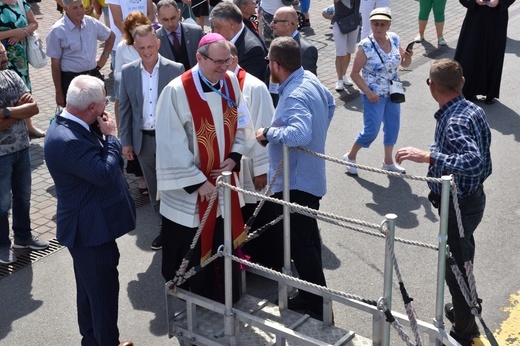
[428,95,492,198]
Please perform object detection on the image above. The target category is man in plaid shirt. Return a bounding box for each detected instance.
[395,58,491,346]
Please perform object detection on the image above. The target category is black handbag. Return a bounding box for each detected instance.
[333,0,360,34]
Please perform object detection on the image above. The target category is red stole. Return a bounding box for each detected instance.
[236,67,247,91]
[181,70,246,262]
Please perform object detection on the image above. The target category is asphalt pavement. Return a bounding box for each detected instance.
[1,0,520,345]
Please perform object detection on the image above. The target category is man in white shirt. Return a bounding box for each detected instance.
[119,25,184,250]
[46,0,115,107]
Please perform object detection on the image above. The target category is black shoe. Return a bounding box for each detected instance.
[287,294,308,311]
[151,234,162,250]
[484,97,495,105]
[465,95,476,102]
[445,303,455,324]
[305,308,323,321]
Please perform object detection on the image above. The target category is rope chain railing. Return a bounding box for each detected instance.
[296,146,494,345]
[243,214,284,242]
[243,158,283,236]
[380,222,423,346]
[166,145,493,345]
[167,181,221,289]
[221,181,439,251]
[377,299,415,346]
[295,147,444,185]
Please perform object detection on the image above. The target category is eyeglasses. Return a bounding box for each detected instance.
[101,97,109,107]
[264,56,277,63]
[271,19,290,24]
[201,53,234,66]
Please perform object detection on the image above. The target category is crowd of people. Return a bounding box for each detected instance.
[0,0,512,345]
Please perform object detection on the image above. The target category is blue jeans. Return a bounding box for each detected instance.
[356,94,400,148]
[0,147,32,248]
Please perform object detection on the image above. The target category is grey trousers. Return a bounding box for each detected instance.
[137,133,160,224]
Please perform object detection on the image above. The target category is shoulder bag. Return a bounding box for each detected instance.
[17,0,47,68]
[369,37,405,103]
[333,0,361,34]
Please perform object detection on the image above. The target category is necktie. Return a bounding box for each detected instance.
[171,32,180,55]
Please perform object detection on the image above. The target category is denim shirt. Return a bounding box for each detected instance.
[266,68,335,197]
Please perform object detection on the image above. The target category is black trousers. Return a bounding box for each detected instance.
[241,201,284,269]
[273,190,327,310]
[431,186,485,344]
[68,241,120,346]
[61,68,104,97]
[161,216,240,303]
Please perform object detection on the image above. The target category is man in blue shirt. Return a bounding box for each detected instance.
[257,36,335,321]
[395,58,491,346]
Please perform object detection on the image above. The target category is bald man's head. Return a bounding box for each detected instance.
[270,7,298,37]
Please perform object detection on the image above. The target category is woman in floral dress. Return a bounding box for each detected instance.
[0,0,45,137]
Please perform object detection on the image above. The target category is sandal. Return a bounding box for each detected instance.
[28,128,46,138]
[139,187,149,195]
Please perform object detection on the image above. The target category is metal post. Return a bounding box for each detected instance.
[222,172,235,336]
[382,213,396,346]
[278,145,292,310]
[434,176,451,345]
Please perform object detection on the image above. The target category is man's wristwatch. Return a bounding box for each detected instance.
[2,108,11,118]
[260,127,269,146]
[101,51,110,58]
[429,152,437,165]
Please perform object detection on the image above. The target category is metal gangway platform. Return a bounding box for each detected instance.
[165,146,488,346]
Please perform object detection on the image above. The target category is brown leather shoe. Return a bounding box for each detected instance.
[118,342,133,346]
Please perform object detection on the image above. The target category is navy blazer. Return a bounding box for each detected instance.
[294,32,318,76]
[235,26,268,83]
[44,116,136,248]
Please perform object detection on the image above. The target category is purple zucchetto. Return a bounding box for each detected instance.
[198,33,227,48]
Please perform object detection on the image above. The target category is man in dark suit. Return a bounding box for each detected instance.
[233,0,262,42]
[156,0,204,71]
[119,25,185,250]
[44,75,136,346]
[271,7,318,76]
[209,1,268,83]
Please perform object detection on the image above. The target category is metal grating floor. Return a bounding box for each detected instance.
[0,193,150,280]
[168,293,373,346]
[0,238,63,279]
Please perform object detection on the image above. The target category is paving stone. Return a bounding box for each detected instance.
[11,0,515,243]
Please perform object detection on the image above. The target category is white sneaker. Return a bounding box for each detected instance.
[414,34,424,43]
[342,76,354,86]
[382,162,406,174]
[343,153,358,175]
[335,80,344,91]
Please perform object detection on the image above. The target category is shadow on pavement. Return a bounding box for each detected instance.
[0,266,43,341]
[348,175,437,230]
